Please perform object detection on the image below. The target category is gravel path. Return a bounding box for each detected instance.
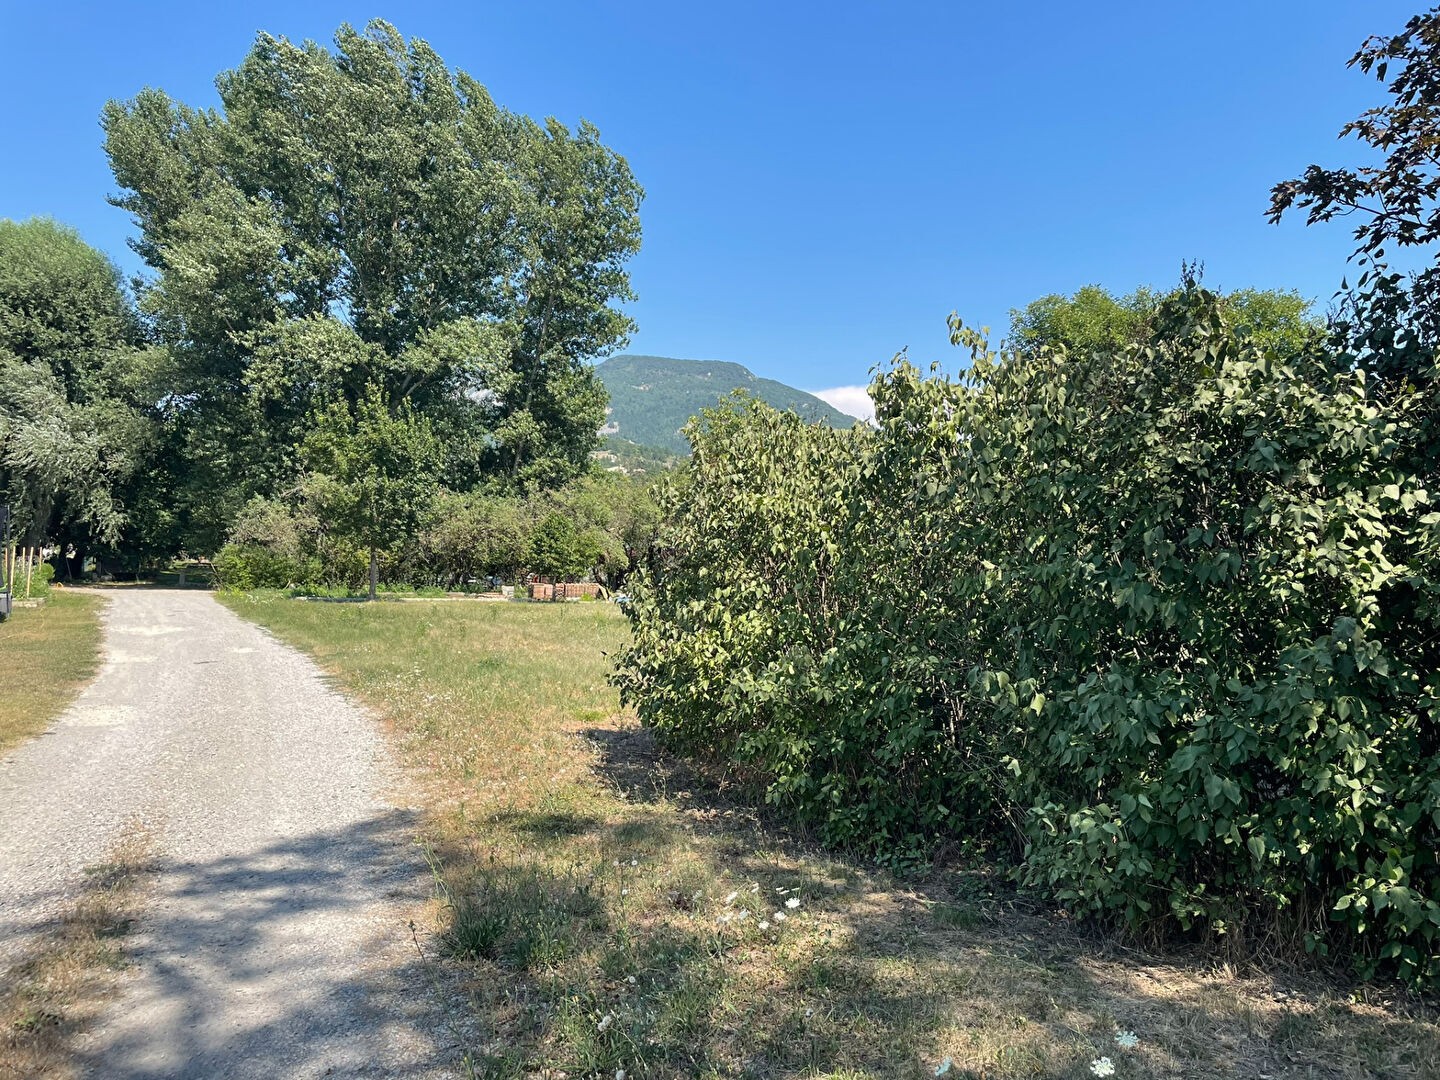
[0,589,456,1078]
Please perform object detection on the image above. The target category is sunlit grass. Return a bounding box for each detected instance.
[225,593,1440,1079]
[0,590,104,755]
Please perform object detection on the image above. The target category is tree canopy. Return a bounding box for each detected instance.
[0,218,161,552]
[302,385,441,598]
[102,19,643,549]
[1009,283,1323,358]
[1269,5,1440,376]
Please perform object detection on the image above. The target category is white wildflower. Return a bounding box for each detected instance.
[749,882,760,892]
[621,888,629,896]
[626,975,636,984]
[773,911,787,922]
[1115,1031,1139,1050]
[724,891,738,904]
[758,920,771,930]
[717,913,732,924]
[616,1071,626,1080]
[935,1059,953,1077]
[804,1007,814,1019]
[1091,1057,1115,1077]
[785,897,801,910]
[597,1012,614,1033]
[735,909,750,921]
[630,859,637,866]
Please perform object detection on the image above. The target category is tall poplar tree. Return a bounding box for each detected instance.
[103,20,642,548]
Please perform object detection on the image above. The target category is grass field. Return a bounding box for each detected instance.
[224,594,1440,1079]
[0,590,105,756]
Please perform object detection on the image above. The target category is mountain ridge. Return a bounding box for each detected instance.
[594,353,856,454]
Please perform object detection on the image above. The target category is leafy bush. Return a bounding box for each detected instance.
[615,397,995,862]
[6,558,58,598]
[214,543,317,591]
[947,290,1438,981]
[614,286,1440,983]
[214,472,661,592]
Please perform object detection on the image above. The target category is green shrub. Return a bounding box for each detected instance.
[27,560,55,597]
[940,290,1439,982]
[614,286,1440,983]
[214,543,317,591]
[615,397,992,863]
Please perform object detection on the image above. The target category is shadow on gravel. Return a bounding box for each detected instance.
[75,809,457,1080]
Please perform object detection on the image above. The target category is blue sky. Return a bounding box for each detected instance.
[0,1,1415,414]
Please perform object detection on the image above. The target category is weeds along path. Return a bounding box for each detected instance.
[0,589,453,1078]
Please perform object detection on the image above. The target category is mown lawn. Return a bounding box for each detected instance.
[224,593,1440,1080]
[0,590,105,756]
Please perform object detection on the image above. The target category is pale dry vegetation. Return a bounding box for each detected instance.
[0,831,152,1080]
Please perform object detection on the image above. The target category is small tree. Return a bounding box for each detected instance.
[303,386,440,599]
[420,491,529,587]
[527,511,595,581]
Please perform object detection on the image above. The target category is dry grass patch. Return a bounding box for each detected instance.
[0,830,153,1080]
[0,589,105,755]
[225,594,1440,1079]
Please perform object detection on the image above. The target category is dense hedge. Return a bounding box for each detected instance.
[614,287,1440,982]
[212,472,660,594]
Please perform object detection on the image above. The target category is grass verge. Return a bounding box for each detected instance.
[223,593,1440,1079]
[0,830,152,1080]
[0,590,104,756]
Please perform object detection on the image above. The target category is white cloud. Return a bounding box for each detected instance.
[811,385,875,423]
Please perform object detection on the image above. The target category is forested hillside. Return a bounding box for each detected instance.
[595,354,856,453]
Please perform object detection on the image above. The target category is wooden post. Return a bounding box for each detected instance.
[24,547,34,599]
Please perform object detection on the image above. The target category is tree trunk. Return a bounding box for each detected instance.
[368,546,378,602]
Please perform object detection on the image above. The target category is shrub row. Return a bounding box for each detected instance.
[613,286,1440,983]
[214,472,660,594]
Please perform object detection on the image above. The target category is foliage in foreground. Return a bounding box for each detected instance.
[614,284,1440,984]
[228,596,1440,1078]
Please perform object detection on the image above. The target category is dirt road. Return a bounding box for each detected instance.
[0,589,454,1078]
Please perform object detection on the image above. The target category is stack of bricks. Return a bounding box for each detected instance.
[528,581,602,601]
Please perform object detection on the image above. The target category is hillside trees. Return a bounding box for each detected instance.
[102,20,643,549]
[0,218,164,566]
